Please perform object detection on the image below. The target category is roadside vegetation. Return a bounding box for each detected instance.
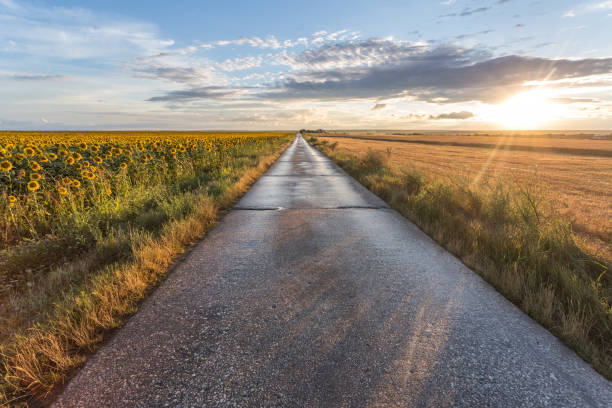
[309,136,611,380]
[0,131,291,405]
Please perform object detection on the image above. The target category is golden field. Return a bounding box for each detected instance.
[319,132,612,260]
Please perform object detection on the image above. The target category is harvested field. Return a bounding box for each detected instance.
[319,133,612,260]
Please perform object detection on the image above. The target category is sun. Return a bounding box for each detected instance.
[492,90,560,130]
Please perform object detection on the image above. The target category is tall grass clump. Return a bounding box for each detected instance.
[0,131,291,406]
[311,137,611,379]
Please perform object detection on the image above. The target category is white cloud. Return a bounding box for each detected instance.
[590,1,612,9]
[0,0,173,59]
[200,35,284,49]
[217,56,263,72]
[198,30,358,51]
[562,1,612,17]
[269,38,431,71]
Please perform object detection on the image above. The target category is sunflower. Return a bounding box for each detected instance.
[29,172,42,181]
[105,187,112,196]
[79,142,88,151]
[72,152,82,161]
[27,180,40,191]
[48,153,58,160]
[71,179,81,188]
[75,163,83,170]
[91,145,100,153]
[81,170,95,180]
[29,161,41,171]
[83,161,90,168]
[57,186,68,195]
[62,176,72,185]
[24,147,35,156]
[38,155,49,163]
[93,156,103,164]
[8,195,17,204]
[0,160,13,171]
[65,157,75,165]
[119,162,128,170]
[14,153,25,161]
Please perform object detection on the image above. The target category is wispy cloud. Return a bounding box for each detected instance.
[549,97,600,104]
[133,65,221,85]
[0,0,173,59]
[12,74,65,81]
[589,1,612,10]
[430,111,474,120]
[195,30,358,53]
[562,1,612,18]
[441,6,491,18]
[270,38,432,71]
[217,56,263,72]
[147,86,244,102]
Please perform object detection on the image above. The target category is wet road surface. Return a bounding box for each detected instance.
[55,134,612,407]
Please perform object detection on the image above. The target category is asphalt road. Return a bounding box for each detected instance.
[54,134,612,407]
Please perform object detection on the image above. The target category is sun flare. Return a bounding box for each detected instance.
[492,90,560,130]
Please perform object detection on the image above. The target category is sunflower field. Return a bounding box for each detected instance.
[0,131,291,404]
[0,130,289,289]
[1,132,283,241]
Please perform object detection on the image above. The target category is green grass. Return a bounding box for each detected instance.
[310,136,612,380]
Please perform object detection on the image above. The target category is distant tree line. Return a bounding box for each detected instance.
[300,129,326,134]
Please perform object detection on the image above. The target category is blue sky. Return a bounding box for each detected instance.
[1,0,611,129]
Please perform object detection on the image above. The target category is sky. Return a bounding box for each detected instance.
[1,0,612,130]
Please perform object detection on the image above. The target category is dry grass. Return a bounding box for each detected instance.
[319,133,611,260]
[0,140,290,406]
[309,135,611,380]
